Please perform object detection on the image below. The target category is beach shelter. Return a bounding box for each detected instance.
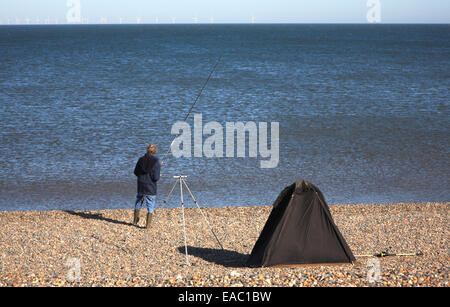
[247,180,355,267]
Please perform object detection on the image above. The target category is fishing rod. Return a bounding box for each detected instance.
[356,251,423,258]
[160,55,223,165]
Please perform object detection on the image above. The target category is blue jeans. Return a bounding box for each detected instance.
[135,194,156,214]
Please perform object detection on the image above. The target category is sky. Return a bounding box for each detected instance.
[0,0,449,24]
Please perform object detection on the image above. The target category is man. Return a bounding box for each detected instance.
[133,143,161,228]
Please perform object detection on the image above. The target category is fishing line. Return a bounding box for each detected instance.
[161,55,223,165]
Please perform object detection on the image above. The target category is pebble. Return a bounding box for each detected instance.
[229,270,241,277]
[0,202,448,287]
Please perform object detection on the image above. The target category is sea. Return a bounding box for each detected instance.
[0,24,449,211]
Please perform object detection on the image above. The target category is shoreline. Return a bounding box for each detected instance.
[0,202,448,287]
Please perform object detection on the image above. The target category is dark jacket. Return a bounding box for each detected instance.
[134,153,160,195]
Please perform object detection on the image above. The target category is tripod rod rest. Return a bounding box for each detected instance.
[173,175,188,178]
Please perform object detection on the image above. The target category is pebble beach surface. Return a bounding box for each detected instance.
[0,202,448,287]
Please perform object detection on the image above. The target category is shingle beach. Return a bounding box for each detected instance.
[0,202,447,287]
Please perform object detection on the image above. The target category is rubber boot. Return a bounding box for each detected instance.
[146,212,153,229]
[133,209,140,226]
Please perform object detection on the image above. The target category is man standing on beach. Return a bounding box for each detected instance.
[133,143,161,229]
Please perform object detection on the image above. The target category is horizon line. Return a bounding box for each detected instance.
[1,22,449,26]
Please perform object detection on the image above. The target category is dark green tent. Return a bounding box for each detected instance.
[247,180,355,267]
